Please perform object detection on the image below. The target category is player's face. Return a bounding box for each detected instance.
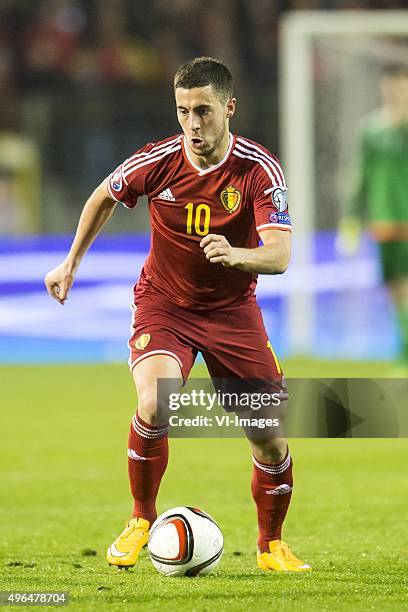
[175,85,236,159]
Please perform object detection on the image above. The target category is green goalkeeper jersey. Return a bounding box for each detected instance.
[349,110,408,224]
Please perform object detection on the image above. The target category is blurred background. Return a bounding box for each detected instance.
[0,0,407,369]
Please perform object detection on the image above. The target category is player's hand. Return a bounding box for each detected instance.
[44,260,76,305]
[199,234,240,268]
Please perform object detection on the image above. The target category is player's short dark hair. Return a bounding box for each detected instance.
[174,57,233,102]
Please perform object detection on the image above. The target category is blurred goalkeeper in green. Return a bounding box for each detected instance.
[340,63,408,371]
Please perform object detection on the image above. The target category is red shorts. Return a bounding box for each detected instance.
[128,288,286,397]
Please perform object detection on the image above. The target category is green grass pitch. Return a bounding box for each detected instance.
[0,361,407,611]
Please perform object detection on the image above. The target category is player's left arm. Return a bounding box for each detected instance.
[200,229,291,274]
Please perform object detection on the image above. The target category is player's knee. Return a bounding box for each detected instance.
[136,387,169,425]
[251,437,287,463]
[135,382,156,422]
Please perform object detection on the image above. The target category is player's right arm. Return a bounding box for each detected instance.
[44,181,116,304]
[45,137,176,303]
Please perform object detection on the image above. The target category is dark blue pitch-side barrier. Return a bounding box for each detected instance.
[0,232,399,363]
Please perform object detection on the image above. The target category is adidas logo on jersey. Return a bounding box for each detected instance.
[157,188,175,201]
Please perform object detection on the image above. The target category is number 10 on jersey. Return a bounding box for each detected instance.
[185,203,210,236]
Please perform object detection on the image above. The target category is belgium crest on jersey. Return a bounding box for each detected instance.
[135,334,151,350]
[220,185,241,213]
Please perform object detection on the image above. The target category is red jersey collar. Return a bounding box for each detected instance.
[182,133,235,176]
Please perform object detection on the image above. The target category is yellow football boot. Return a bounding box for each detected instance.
[107,518,150,567]
[257,540,312,572]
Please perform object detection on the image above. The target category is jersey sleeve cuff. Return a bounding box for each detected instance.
[105,177,130,208]
[256,222,292,233]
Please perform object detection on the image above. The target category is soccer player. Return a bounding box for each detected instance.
[45,57,311,572]
[339,63,408,372]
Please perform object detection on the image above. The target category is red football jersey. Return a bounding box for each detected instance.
[106,133,291,309]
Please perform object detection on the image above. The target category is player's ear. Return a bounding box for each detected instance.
[226,98,236,119]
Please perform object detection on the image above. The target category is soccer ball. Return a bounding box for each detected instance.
[148,506,223,577]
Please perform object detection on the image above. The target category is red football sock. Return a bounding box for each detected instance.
[127,413,169,524]
[251,448,293,552]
